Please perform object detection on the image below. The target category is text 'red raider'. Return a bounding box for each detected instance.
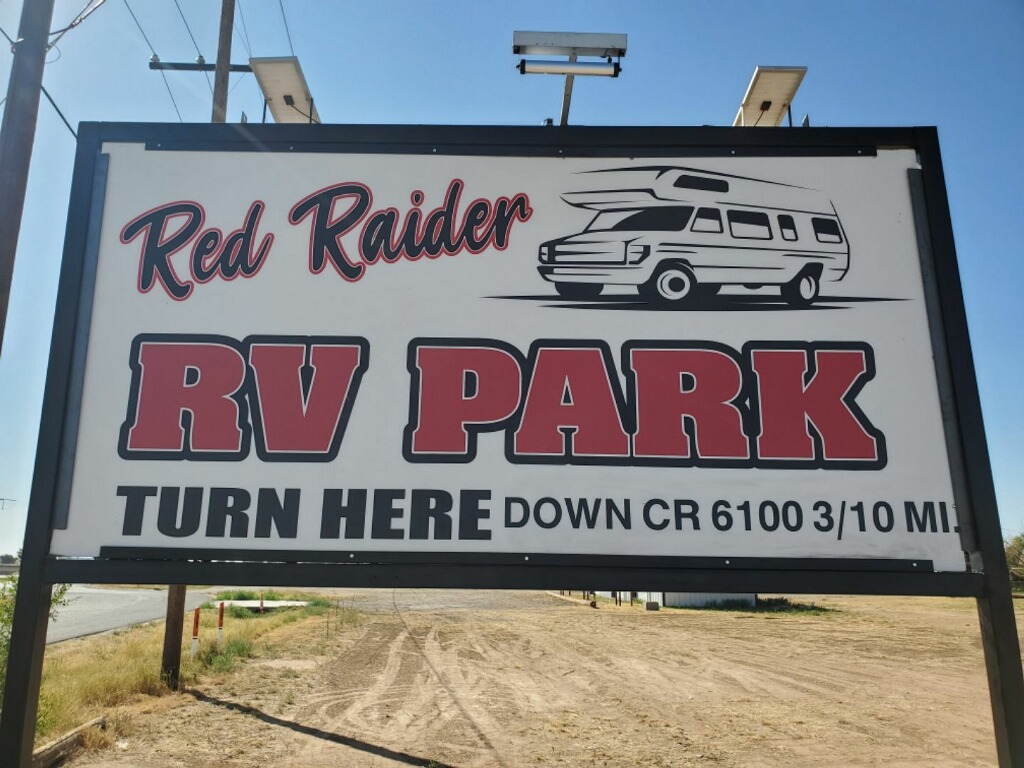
[118,335,886,470]
[119,181,533,300]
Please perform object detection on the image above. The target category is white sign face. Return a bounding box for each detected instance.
[50,140,967,572]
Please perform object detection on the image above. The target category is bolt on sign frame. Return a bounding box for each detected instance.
[1,124,1021,766]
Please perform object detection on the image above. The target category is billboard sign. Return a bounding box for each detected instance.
[9,123,1023,768]
[37,124,976,582]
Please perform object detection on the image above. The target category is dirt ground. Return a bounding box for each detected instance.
[66,590,1022,768]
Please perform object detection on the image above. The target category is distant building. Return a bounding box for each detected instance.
[597,591,756,608]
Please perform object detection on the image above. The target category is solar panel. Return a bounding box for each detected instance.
[733,66,807,127]
[250,56,320,124]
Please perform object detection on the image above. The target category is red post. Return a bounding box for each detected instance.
[190,607,200,657]
[259,592,264,614]
[217,601,224,647]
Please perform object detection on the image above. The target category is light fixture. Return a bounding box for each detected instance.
[518,60,620,77]
[733,66,807,127]
[514,31,627,126]
[250,56,319,124]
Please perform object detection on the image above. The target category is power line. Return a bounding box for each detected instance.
[228,71,249,96]
[233,23,249,58]
[47,0,109,51]
[0,24,76,138]
[277,0,294,56]
[235,0,252,58]
[39,84,76,137]
[172,0,203,58]
[229,2,252,101]
[122,0,183,122]
[172,0,213,94]
[122,0,156,53]
[156,66,184,121]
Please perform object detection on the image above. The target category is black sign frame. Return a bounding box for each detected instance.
[1,123,1020,766]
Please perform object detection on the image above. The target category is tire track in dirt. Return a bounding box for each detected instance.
[292,597,517,767]
[392,610,515,767]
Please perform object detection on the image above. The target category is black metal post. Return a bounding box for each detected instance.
[559,53,577,127]
[0,579,51,767]
[916,128,1024,767]
[0,119,102,768]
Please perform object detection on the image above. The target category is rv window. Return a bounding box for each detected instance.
[691,207,723,233]
[778,214,798,241]
[727,210,773,240]
[673,174,729,193]
[588,206,695,232]
[812,217,843,243]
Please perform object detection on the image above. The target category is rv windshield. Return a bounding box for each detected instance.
[587,206,695,232]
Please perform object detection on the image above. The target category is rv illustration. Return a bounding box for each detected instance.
[537,166,849,307]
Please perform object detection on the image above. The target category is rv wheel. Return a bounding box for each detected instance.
[641,263,699,307]
[781,271,820,307]
[554,282,603,300]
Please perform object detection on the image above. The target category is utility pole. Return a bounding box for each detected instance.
[0,0,57,358]
[161,0,234,689]
[211,0,234,123]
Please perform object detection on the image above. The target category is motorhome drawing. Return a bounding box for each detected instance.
[537,166,850,307]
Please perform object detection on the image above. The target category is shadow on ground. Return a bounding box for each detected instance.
[185,689,455,768]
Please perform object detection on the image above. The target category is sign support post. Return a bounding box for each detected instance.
[977,590,1024,765]
[0,125,102,768]
[0,573,51,768]
[915,133,1024,766]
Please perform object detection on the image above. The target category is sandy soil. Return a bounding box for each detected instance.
[66,590,1022,768]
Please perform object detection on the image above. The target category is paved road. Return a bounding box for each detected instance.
[47,585,210,643]
[45,586,547,643]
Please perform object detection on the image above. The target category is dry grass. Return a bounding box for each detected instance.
[35,594,358,746]
[78,722,115,752]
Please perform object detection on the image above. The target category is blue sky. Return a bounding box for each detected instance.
[0,0,1021,554]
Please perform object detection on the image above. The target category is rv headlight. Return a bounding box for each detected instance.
[538,244,551,262]
[626,243,650,263]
